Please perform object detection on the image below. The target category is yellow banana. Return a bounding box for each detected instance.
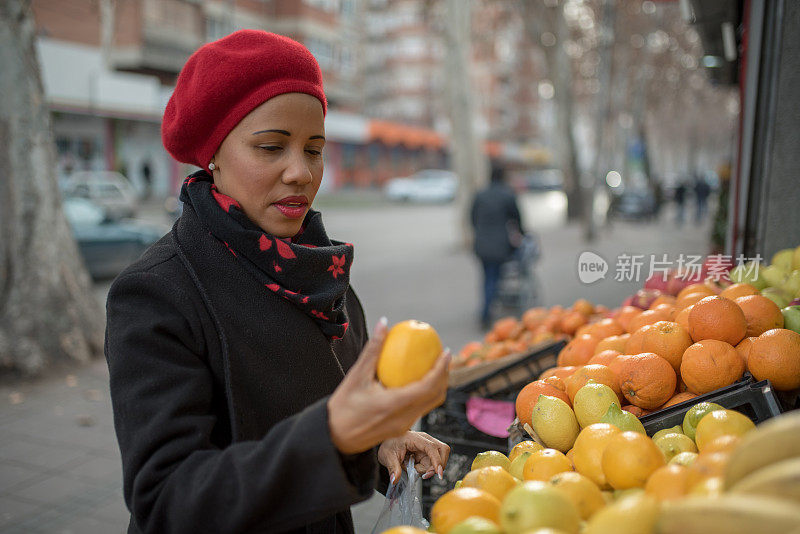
[729,456,800,505]
[657,495,800,534]
[724,410,800,489]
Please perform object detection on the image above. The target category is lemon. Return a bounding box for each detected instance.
[377,320,442,388]
[523,449,573,482]
[509,451,533,480]
[549,471,606,520]
[652,425,683,442]
[694,410,756,452]
[509,440,544,462]
[532,395,580,452]
[573,382,620,429]
[669,451,698,467]
[431,488,501,534]
[500,481,581,534]
[572,423,621,489]
[381,527,428,534]
[682,402,724,441]
[472,451,511,472]
[654,433,698,462]
[583,493,659,534]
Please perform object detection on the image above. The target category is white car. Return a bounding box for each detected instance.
[61,171,139,220]
[384,169,457,203]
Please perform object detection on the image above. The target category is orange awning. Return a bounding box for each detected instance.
[367,120,445,150]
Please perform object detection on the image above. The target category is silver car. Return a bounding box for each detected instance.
[61,171,139,220]
[384,169,458,203]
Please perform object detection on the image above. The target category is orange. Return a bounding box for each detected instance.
[377,320,443,387]
[626,309,673,334]
[677,283,716,301]
[734,295,785,337]
[560,311,589,336]
[748,328,800,390]
[510,440,545,462]
[675,305,692,331]
[582,318,625,340]
[607,354,631,379]
[615,306,643,333]
[649,295,677,309]
[680,340,745,394]
[557,334,600,367]
[659,392,697,409]
[588,349,622,367]
[650,303,677,321]
[688,296,747,345]
[462,466,519,501]
[565,364,623,404]
[644,464,691,501]
[572,298,595,316]
[540,366,578,381]
[676,291,713,311]
[735,337,756,365]
[686,452,730,489]
[430,487,501,534]
[572,423,621,489]
[522,307,548,330]
[382,528,428,534]
[624,321,692,373]
[594,334,630,355]
[492,317,523,341]
[484,343,512,361]
[516,380,572,425]
[523,448,574,481]
[720,283,760,300]
[601,431,665,489]
[616,353,677,410]
[622,405,650,417]
[542,375,567,391]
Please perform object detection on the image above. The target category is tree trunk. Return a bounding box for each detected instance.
[0,0,104,375]
[442,0,488,248]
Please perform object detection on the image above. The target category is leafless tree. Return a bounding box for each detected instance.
[0,0,103,374]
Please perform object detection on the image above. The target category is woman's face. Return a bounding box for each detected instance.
[211,92,325,237]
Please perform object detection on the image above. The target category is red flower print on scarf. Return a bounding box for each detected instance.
[328,255,346,278]
[273,262,282,273]
[265,284,280,292]
[311,309,330,320]
[275,239,297,259]
[259,234,272,250]
[210,186,241,213]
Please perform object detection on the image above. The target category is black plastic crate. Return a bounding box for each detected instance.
[640,377,784,436]
[451,339,566,400]
[419,390,509,516]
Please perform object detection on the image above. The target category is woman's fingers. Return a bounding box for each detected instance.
[348,316,388,378]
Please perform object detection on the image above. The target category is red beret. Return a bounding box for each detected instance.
[162,30,327,169]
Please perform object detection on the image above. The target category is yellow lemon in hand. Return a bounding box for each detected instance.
[377,320,442,387]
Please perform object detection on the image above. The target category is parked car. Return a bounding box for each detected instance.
[63,197,166,279]
[60,171,139,220]
[510,169,564,192]
[609,188,657,220]
[384,169,457,203]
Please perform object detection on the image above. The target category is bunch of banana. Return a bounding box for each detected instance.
[657,410,800,534]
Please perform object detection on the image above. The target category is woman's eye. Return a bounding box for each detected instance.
[306,148,323,156]
[258,145,282,152]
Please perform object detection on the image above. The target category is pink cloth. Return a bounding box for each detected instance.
[466,397,516,438]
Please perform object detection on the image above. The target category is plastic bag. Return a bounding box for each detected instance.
[370,458,430,533]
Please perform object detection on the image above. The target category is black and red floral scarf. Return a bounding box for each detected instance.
[180,171,354,340]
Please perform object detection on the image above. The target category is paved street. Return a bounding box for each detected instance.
[0,192,712,533]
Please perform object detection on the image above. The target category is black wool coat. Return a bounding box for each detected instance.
[105,203,382,534]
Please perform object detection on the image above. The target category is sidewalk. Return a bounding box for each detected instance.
[0,198,713,533]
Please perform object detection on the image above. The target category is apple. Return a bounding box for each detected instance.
[762,265,789,288]
[729,262,768,290]
[761,287,792,309]
[771,248,795,271]
[781,305,800,334]
[793,245,800,270]
[644,272,670,292]
[633,289,662,310]
[780,270,800,297]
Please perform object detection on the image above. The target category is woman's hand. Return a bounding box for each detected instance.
[327,317,450,456]
[378,431,451,484]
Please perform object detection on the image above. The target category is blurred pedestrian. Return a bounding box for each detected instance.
[470,164,523,329]
[694,175,711,222]
[674,180,687,225]
[141,160,152,200]
[105,30,450,534]
[652,181,664,219]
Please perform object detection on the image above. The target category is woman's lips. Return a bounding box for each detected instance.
[273,196,308,219]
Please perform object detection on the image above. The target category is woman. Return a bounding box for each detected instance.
[105,30,450,534]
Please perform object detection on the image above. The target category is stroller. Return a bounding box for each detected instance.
[492,233,542,319]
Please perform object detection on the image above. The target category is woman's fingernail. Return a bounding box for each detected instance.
[437,466,444,480]
[422,472,433,480]
[390,473,396,484]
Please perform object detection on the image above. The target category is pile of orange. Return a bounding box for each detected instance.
[451,299,611,370]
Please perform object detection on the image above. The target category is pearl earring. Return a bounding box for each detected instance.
[208,162,216,171]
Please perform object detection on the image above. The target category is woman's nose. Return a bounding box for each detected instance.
[282,149,314,185]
